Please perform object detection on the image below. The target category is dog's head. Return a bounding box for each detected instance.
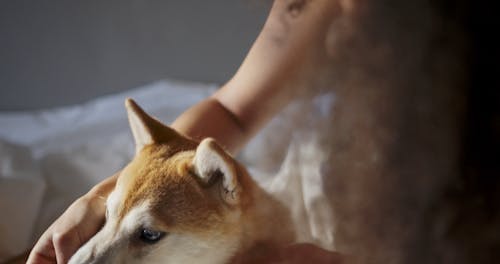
[69,99,253,264]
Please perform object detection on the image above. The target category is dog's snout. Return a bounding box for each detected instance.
[68,228,119,264]
[68,243,97,264]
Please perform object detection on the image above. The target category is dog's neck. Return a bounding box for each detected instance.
[227,182,294,263]
[238,177,294,253]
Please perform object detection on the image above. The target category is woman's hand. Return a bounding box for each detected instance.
[232,243,348,264]
[27,174,118,264]
[26,195,105,264]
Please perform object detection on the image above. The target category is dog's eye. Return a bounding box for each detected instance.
[139,228,165,244]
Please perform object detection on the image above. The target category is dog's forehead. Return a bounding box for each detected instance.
[116,144,220,228]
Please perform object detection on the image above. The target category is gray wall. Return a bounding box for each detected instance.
[0,0,269,110]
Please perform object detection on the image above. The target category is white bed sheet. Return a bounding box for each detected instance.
[0,79,335,261]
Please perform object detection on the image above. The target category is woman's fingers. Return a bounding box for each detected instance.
[27,231,57,264]
[53,231,82,264]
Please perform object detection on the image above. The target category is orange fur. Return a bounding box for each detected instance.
[68,99,294,263]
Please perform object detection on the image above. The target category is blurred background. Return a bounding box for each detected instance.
[0,0,269,110]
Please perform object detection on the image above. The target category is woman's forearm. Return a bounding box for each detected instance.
[171,97,249,154]
[172,0,337,155]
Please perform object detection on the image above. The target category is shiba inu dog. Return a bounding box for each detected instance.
[68,99,294,264]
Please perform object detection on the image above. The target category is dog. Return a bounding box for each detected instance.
[68,99,294,264]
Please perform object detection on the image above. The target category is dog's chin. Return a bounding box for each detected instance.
[138,233,241,264]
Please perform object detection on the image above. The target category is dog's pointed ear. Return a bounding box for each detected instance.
[125,98,179,154]
[193,138,241,205]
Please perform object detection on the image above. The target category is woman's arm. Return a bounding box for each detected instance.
[172,0,338,154]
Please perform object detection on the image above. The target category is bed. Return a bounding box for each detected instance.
[0,79,334,261]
